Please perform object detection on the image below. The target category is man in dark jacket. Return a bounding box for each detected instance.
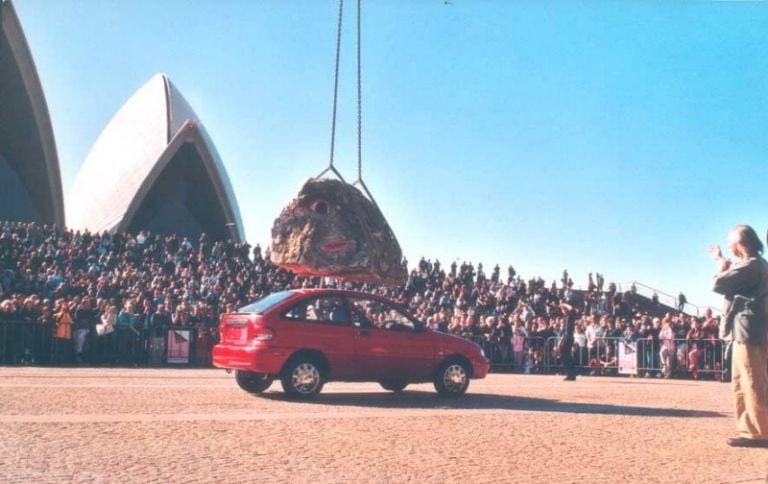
[73,298,96,363]
[710,224,768,448]
[559,302,578,381]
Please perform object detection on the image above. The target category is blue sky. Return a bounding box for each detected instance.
[14,0,768,309]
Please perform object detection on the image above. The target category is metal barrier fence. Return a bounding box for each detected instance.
[635,338,726,380]
[0,320,217,367]
[463,334,727,381]
[1,319,727,380]
[0,320,54,365]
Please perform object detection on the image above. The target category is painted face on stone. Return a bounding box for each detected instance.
[270,178,407,285]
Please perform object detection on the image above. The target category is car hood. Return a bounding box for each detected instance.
[429,329,483,355]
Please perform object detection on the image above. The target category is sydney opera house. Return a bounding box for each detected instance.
[0,0,65,226]
[1,0,245,242]
[67,74,245,242]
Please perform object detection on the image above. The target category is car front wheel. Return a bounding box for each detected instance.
[281,358,325,398]
[235,371,274,394]
[434,360,470,397]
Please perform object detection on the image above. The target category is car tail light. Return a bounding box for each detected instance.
[252,327,274,341]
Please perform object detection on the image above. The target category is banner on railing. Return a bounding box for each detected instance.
[618,341,637,375]
[166,330,191,364]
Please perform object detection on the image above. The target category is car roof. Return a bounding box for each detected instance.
[279,288,414,315]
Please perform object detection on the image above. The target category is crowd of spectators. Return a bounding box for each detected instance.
[0,221,723,379]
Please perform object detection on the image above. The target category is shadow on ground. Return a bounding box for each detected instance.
[259,391,724,418]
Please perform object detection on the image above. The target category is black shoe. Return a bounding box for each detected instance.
[563,375,576,381]
[727,437,768,448]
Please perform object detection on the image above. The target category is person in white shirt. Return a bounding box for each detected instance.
[658,317,675,378]
[585,314,604,357]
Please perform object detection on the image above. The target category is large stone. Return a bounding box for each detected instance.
[270,178,407,285]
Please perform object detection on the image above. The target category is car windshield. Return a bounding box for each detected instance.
[238,291,294,314]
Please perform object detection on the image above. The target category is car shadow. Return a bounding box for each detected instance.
[259,391,724,418]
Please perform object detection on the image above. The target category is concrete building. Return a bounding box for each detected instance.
[0,0,65,226]
[68,73,244,242]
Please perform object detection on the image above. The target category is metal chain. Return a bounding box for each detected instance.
[356,0,363,182]
[318,0,346,183]
[351,0,378,207]
[317,0,375,205]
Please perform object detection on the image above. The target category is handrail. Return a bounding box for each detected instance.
[564,281,719,316]
[619,281,720,316]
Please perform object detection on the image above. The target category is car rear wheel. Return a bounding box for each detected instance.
[434,360,470,397]
[235,371,274,394]
[281,358,325,398]
[380,380,408,393]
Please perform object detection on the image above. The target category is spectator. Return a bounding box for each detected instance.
[659,317,675,378]
[585,315,604,359]
[97,305,117,362]
[53,300,73,364]
[687,318,704,379]
[0,221,713,378]
[116,300,138,364]
[512,325,526,369]
[598,344,618,375]
[73,298,95,363]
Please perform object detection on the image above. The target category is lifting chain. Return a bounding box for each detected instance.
[315,0,378,208]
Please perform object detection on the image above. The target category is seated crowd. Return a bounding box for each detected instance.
[0,221,722,379]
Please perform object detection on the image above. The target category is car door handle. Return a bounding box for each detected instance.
[359,330,371,336]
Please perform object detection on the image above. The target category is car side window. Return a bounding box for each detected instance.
[349,298,415,332]
[283,296,349,324]
[348,298,375,329]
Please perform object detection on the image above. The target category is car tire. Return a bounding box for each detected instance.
[281,357,325,398]
[379,381,408,393]
[434,359,470,397]
[235,371,274,394]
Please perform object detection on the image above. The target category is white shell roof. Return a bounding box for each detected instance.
[67,73,244,241]
[1,0,65,226]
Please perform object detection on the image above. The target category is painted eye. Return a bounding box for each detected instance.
[310,200,330,215]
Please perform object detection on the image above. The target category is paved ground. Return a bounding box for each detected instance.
[0,368,766,483]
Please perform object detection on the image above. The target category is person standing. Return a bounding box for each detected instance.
[116,301,138,365]
[658,318,675,378]
[709,224,768,448]
[98,305,117,364]
[73,298,95,364]
[149,304,171,366]
[53,301,73,364]
[559,302,578,381]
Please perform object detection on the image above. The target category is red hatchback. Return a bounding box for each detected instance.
[213,289,489,398]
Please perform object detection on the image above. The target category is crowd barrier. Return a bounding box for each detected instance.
[463,333,728,381]
[0,319,54,365]
[0,319,216,367]
[0,319,728,381]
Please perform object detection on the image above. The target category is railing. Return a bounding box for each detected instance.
[635,337,725,380]
[0,320,54,365]
[1,319,728,381]
[618,281,720,316]
[0,319,217,367]
[463,333,727,381]
[568,280,719,316]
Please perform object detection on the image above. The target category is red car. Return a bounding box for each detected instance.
[212,289,489,398]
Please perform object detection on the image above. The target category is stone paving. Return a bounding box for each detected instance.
[0,368,766,483]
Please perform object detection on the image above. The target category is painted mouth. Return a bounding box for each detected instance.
[320,238,350,254]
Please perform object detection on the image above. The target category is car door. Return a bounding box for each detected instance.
[280,294,357,379]
[349,297,436,381]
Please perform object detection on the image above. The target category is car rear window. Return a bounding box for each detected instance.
[238,291,294,314]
